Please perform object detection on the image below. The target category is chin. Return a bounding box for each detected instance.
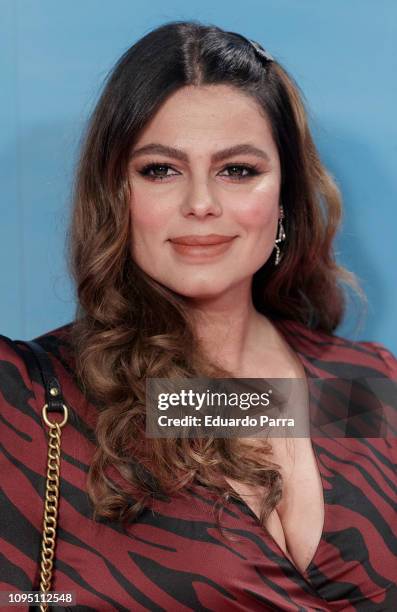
[166,277,227,300]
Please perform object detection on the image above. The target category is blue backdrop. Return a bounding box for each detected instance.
[1,0,396,350]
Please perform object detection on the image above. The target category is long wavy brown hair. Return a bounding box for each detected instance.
[68,21,364,528]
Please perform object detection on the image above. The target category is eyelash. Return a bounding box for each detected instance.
[138,162,262,181]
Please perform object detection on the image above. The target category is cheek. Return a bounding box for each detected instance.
[234,191,278,231]
[128,191,166,268]
[129,187,170,238]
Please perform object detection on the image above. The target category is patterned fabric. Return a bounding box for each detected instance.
[1,319,396,611]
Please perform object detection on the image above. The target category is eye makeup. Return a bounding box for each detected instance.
[136,162,264,181]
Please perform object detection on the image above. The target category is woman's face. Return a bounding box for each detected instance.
[128,84,281,301]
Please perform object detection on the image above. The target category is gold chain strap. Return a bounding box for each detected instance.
[39,403,68,612]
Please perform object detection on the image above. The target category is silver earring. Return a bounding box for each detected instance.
[274,206,286,266]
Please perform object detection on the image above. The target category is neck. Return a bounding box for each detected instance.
[184,284,272,374]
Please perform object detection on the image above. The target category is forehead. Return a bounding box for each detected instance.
[134,84,277,155]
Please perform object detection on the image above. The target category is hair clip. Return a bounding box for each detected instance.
[249,39,274,63]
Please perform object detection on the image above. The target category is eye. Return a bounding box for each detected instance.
[138,163,180,180]
[219,164,261,179]
[137,162,263,181]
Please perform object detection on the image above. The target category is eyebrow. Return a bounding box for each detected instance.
[130,143,271,163]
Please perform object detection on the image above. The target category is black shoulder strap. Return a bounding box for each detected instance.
[15,339,68,600]
[17,339,66,415]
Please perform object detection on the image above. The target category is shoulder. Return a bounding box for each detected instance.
[326,328,397,378]
[0,322,75,372]
[0,322,100,440]
[31,322,76,375]
[358,340,397,378]
[333,331,397,378]
[278,319,397,439]
[277,318,397,378]
[0,322,77,413]
[0,333,37,411]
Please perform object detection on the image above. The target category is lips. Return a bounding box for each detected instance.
[169,234,235,246]
[168,234,236,261]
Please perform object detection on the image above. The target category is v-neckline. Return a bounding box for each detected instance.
[236,316,329,582]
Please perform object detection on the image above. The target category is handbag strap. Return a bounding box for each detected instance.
[17,339,69,612]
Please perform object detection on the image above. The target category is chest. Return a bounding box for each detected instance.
[226,438,324,573]
[225,436,325,575]
[224,343,325,574]
[3,417,395,609]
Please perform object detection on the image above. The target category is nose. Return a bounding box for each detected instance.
[180,175,222,218]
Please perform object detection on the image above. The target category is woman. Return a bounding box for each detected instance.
[1,21,396,612]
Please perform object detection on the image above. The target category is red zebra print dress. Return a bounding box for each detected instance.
[1,318,396,611]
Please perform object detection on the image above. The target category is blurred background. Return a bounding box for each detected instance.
[1,0,396,350]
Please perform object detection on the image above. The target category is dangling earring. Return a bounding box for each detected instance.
[274,206,286,266]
